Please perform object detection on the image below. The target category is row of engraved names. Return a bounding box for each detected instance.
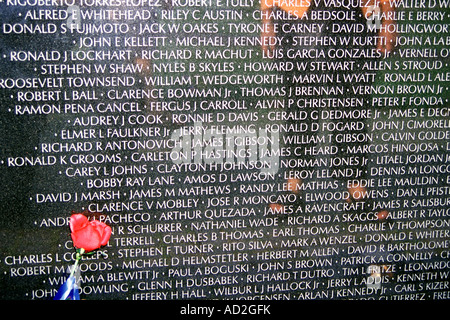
[4,46,449,66]
[3,73,449,94]
[7,250,450,300]
[11,6,448,23]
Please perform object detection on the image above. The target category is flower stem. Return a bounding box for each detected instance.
[69,248,85,278]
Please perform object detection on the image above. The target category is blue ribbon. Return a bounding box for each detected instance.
[53,275,80,300]
[54,248,84,300]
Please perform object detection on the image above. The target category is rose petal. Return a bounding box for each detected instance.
[70,214,111,252]
[90,220,112,246]
[70,214,88,233]
[72,225,100,252]
[100,225,112,246]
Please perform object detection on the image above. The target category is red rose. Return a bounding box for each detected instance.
[70,213,111,252]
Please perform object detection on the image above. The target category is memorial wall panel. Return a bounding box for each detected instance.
[0,0,449,302]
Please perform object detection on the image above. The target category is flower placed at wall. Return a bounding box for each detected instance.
[70,213,112,253]
[54,212,111,300]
